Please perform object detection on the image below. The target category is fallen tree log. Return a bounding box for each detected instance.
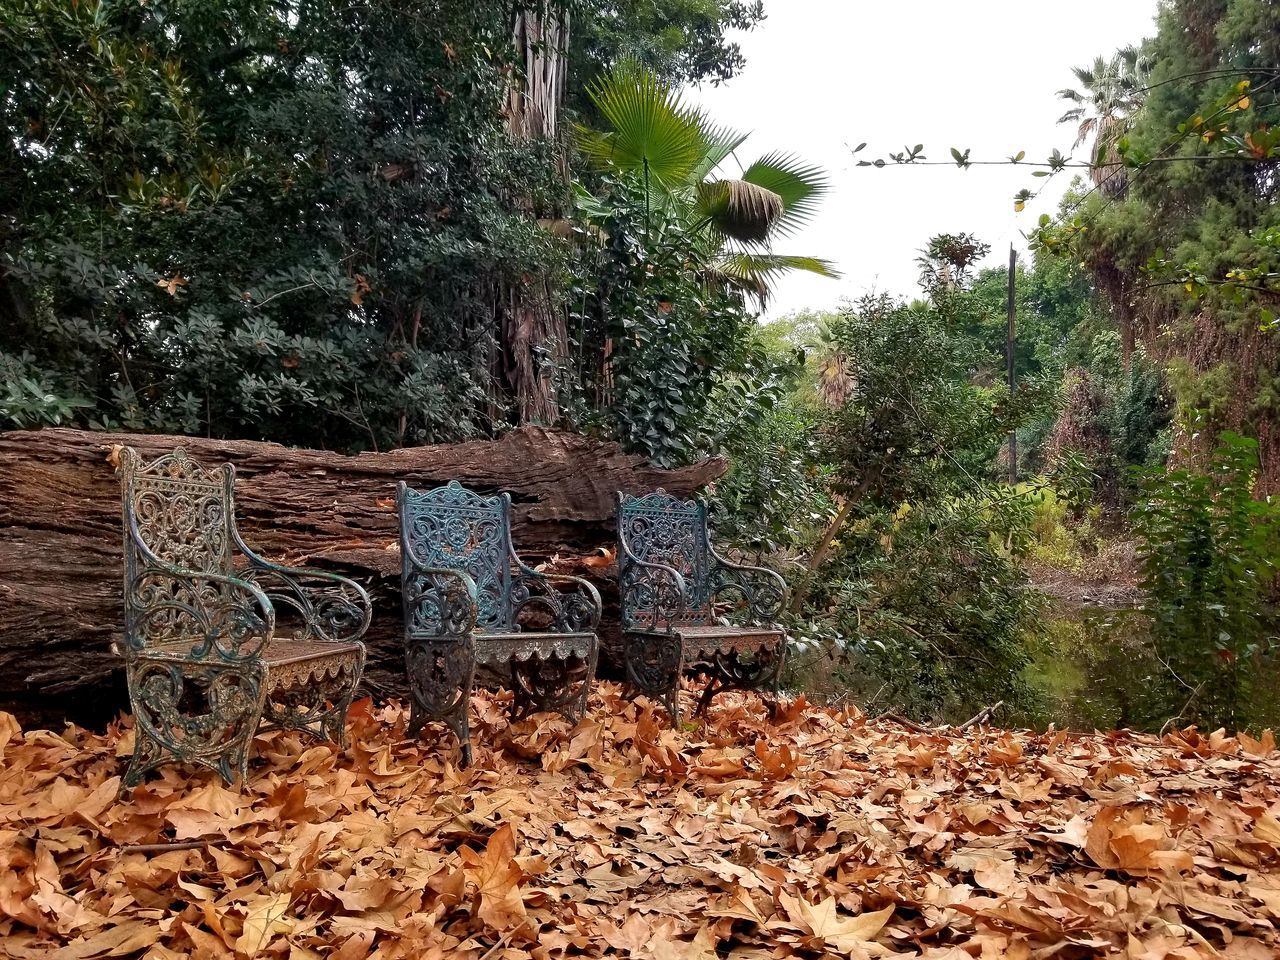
[0,427,725,725]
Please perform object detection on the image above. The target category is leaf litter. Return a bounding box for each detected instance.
[1,684,1279,958]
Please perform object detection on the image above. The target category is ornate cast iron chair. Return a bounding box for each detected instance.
[117,447,371,789]
[617,490,789,722]
[398,481,601,766]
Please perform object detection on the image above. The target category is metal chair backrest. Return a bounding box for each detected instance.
[617,490,713,628]
[119,446,242,652]
[399,480,514,632]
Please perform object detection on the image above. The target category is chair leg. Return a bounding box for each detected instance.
[623,632,684,725]
[122,658,265,793]
[405,638,475,768]
[695,672,722,718]
[457,714,473,769]
[762,637,788,718]
[324,649,366,748]
[509,648,596,724]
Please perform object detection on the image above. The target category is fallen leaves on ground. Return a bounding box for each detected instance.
[2,684,1279,958]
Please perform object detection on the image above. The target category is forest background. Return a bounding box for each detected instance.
[3,0,1279,733]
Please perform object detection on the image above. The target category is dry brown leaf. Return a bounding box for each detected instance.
[0,686,1277,957]
[234,893,293,957]
[48,920,162,959]
[460,822,527,932]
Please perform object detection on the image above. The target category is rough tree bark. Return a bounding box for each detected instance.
[0,426,725,725]
[502,3,571,426]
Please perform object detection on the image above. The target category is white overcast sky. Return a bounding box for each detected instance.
[687,0,1161,319]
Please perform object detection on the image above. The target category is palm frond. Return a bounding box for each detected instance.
[1072,66,1097,87]
[689,122,749,186]
[709,252,840,304]
[696,179,784,244]
[716,252,841,283]
[1073,116,1097,149]
[738,152,829,239]
[577,61,705,189]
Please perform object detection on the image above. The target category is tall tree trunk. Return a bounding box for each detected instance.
[508,7,568,143]
[502,4,571,425]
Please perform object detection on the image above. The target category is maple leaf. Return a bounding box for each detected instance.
[1252,814,1280,844]
[51,920,163,959]
[1238,729,1276,757]
[587,547,616,567]
[6,683,1280,958]
[235,892,293,957]
[155,274,187,296]
[599,912,653,954]
[754,739,800,780]
[1085,806,1193,875]
[650,926,719,960]
[350,273,371,305]
[780,893,894,953]
[181,922,232,958]
[460,822,527,932]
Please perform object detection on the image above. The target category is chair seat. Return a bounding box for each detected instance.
[473,631,596,666]
[627,624,783,659]
[260,637,362,665]
[259,638,363,693]
[130,637,362,684]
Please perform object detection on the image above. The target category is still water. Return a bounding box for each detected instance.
[1019,602,1280,733]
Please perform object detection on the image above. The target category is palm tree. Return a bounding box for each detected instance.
[805,315,852,410]
[1057,46,1148,195]
[575,61,837,300]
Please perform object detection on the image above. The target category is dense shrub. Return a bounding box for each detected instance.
[1133,432,1280,731]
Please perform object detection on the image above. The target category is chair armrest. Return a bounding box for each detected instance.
[511,561,602,632]
[125,561,276,661]
[402,564,479,641]
[707,545,788,624]
[618,539,690,630]
[234,532,372,644]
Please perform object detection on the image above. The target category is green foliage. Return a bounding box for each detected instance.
[1034,3,1280,481]
[567,0,764,118]
[709,329,833,556]
[574,62,835,289]
[577,61,707,188]
[1055,45,1149,179]
[1,0,562,448]
[568,63,834,466]
[810,492,1042,723]
[787,288,1052,722]
[1133,432,1280,730]
[1024,485,1093,575]
[821,293,1045,504]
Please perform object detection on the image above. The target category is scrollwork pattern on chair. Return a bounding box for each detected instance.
[707,560,788,626]
[400,481,511,630]
[398,481,601,764]
[622,631,685,722]
[511,568,601,633]
[239,563,371,643]
[510,646,597,723]
[616,490,710,626]
[116,446,368,791]
[617,488,790,723]
[123,657,267,787]
[690,645,786,718]
[126,567,274,660]
[123,447,233,572]
[619,560,688,631]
